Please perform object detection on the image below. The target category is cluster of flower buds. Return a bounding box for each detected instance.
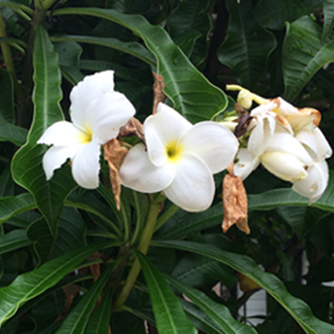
[227,85,332,204]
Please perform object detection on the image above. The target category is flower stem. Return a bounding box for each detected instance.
[112,195,162,310]
[41,0,58,10]
[154,203,179,231]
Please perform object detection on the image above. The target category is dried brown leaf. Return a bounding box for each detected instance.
[222,173,250,234]
[152,72,166,114]
[104,139,128,210]
[119,117,145,141]
[238,272,260,291]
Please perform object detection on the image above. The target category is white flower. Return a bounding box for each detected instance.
[38,70,136,189]
[119,103,239,212]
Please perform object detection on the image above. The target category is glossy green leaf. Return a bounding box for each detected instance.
[85,286,113,334]
[0,67,14,123]
[323,0,334,41]
[11,25,77,237]
[137,252,197,334]
[254,0,321,30]
[0,193,36,224]
[217,0,276,88]
[0,118,27,145]
[52,35,156,67]
[53,7,228,123]
[167,276,258,334]
[55,264,115,334]
[154,240,334,334]
[0,229,31,255]
[282,16,334,101]
[0,242,109,326]
[0,166,15,197]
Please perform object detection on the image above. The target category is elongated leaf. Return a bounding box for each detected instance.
[323,0,334,41]
[11,25,77,237]
[55,264,115,334]
[282,16,334,101]
[0,67,14,123]
[0,229,31,255]
[0,118,27,145]
[85,286,113,334]
[154,240,334,334]
[254,0,322,30]
[167,276,258,334]
[0,242,109,326]
[217,0,276,88]
[0,166,14,197]
[137,252,197,334]
[53,7,228,123]
[51,35,156,67]
[0,193,36,224]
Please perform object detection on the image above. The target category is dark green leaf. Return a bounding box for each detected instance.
[0,67,14,123]
[323,0,334,41]
[217,0,276,88]
[0,230,31,255]
[53,7,228,123]
[154,240,334,334]
[282,16,334,101]
[137,251,197,334]
[0,242,108,326]
[11,25,77,237]
[0,118,27,145]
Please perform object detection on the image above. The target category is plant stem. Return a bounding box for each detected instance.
[130,190,145,245]
[154,203,179,231]
[41,0,59,10]
[0,13,17,83]
[112,195,162,310]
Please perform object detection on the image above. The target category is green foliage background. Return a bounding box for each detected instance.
[1,0,334,333]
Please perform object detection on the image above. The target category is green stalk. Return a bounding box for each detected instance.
[130,190,145,245]
[112,195,162,310]
[41,0,59,10]
[154,203,179,231]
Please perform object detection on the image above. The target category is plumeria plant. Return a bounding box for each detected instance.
[1,1,334,334]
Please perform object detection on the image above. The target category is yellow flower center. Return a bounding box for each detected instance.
[165,140,183,163]
[78,125,93,144]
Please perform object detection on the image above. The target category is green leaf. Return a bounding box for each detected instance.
[0,166,15,197]
[0,67,14,123]
[55,264,115,334]
[0,193,36,225]
[11,25,77,237]
[167,276,258,334]
[85,286,113,334]
[0,229,31,255]
[52,35,156,67]
[323,0,334,41]
[154,240,334,334]
[137,251,197,334]
[282,16,334,101]
[254,0,321,30]
[53,7,228,123]
[217,0,276,88]
[0,242,108,326]
[0,118,27,145]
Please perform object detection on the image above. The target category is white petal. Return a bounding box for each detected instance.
[313,127,332,159]
[38,121,84,146]
[119,143,175,192]
[273,97,299,116]
[42,144,83,180]
[248,117,272,157]
[70,71,116,128]
[180,122,239,173]
[234,148,260,180]
[265,132,313,166]
[260,151,308,182]
[292,160,329,204]
[71,140,101,189]
[90,91,136,144]
[163,153,214,212]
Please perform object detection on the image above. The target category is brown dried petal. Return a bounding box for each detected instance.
[104,139,128,210]
[119,117,145,141]
[222,174,250,234]
[152,72,166,114]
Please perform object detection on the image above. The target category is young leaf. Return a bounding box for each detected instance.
[137,251,197,334]
[53,7,228,123]
[11,25,77,237]
[282,16,334,101]
[0,242,109,326]
[154,240,334,334]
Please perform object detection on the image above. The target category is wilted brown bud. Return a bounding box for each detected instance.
[103,139,128,210]
[238,272,260,292]
[152,71,166,114]
[119,117,145,141]
[222,173,250,234]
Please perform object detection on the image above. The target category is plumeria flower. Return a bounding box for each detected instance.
[120,103,239,212]
[38,70,135,189]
